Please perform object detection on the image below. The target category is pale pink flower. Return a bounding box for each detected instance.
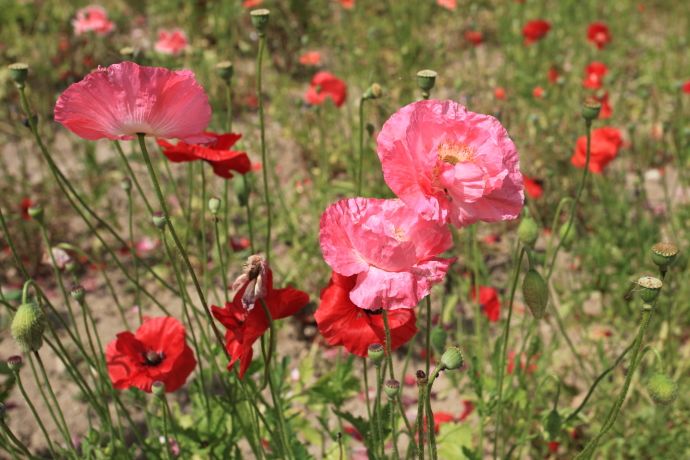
[376,100,523,227]
[437,0,457,10]
[54,61,211,141]
[319,198,454,310]
[154,29,189,56]
[72,5,115,36]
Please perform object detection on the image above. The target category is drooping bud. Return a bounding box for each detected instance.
[582,98,602,121]
[650,242,679,272]
[430,326,447,354]
[8,63,29,87]
[151,380,166,397]
[646,373,678,405]
[27,203,44,223]
[522,269,549,319]
[416,69,437,98]
[544,409,562,439]
[70,284,85,303]
[416,370,428,386]
[7,355,23,372]
[517,216,539,247]
[234,177,250,206]
[363,83,383,100]
[367,343,385,366]
[250,9,270,34]
[440,346,464,370]
[216,61,234,82]
[208,196,221,216]
[232,255,268,310]
[152,212,167,230]
[636,276,662,303]
[384,379,400,399]
[558,222,575,249]
[11,302,45,352]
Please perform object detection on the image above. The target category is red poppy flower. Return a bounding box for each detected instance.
[230,236,250,252]
[523,175,544,199]
[437,0,457,11]
[547,66,560,84]
[522,20,551,44]
[20,197,33,221]
[582,62,608,89]
[494,87,506,100]
[242,0,263,7]
[593,91,612,119]
[571,126,623,173]
[548,441,560,454]
[305,71,347,108]
[532,86,544,98]
[424,411,454,434]
[105,317,196,392]
[211,267,309,378]
[339,0,355,9]
[299,51,322,66]
[458,400,475,421]
[507,350,538,375]
[157,132,251,179]
[470,285,501,322]
[464,30,483,46]
[587,22,611,49]
[315,272,417,357]
[682,80,690,94]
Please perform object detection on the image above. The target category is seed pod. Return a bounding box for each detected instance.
[522,269,548,319]
[517,216,539,247]
[384,379,400,400]
[581,97,602,121]
[368,343,384,366]
[250,9,270,34]
[646,373,678,405]
[11,302,46,352]
[650,242,679,271]
[637,276,662,303]
[416,69,437,93]
[8,63,29,87]
[440,346,464,370]
[430,326,447,355]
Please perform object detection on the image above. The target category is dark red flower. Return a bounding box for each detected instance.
[458,400,475,421]
[532,86,544,98]
[548,441,560,454]
[212,267,309,378]
[582,62,608,89]
[547,66,560,84]
[522,20,551,44]
[682,80,690,94]
[571,126,623,173]
[470,285,501,322]
[305,71,347,108]
[230,236,250,252]
[593,91,612,119]
[587,22,611,49]
[105,317,196,392]
[315,272,417,357]
[464,30,483,46]
[424,411,454,434]
[494,86,506,100]
[523,175,544,199]
[157,132,251,179]
[20,197,33,221]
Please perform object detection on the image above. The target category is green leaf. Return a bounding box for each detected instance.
[437,422,473,460]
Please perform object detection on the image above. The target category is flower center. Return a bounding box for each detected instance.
[392,227,406,241]
[143,350,165,366]
[437,141,475,165]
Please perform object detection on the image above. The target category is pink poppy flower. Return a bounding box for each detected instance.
[319,198,455,310]
[437,0,457,10]
[54,61,211,142]
[154,29,189,56]
[72,5,115,36]
[376,100,523,227]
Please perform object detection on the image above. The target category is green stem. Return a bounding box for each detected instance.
[27,353,72,450]
[391,397,401,460]
[382,310,396,381]
[426,366,443,460]
[357,97,366,195]
[256,33,272,263]
[375,364,385,459]
[1,420,34,459]
[416,376,426,460]
[214,216,230,303]
[13,369,57,457]
[425,296,432,376]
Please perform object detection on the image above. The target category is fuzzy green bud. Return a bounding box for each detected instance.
[430,326,447,354]
[416,69,437,94]
[367,343,385,366]
[558,222,575,249]
[646,373,678,405]
[363,83,383,100]
[152,381,166,397]
[517,216,539,247]
[208,196,221,215]
[650,242,679,272]
[384,379,400,400]
[522,269,549,319]
[582,98,601,121]
[8,63,29,87]
[234,178,250,206]
[216,61,234,82]
[11,302,45,352]
[544,409,562,439]
[7,355,23,372]
[152,212,167,230]
[27,204,44,222]
[440,346,464,370]
[70,284,85,303]
[250,9,270,34]
[637,276,662,303]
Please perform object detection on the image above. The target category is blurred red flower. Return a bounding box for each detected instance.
[306,71,347,107]
[582,62,608,89]
[339,0,355,9]
[315,272,417,357]
[243,0,263,7]
[464,30,483,46]
[507,350,538,375]
[458,400,475,421]
[682,81,690,94]
[532,86,544,98]
[154,28,188,56]
[299,51,322,66]
[494,86,506,100]
[547,66,560,84]
[106,317,197,392]
[72,5,115,36]
[437,0,457,10]
[230,236,251,252]
[157,132,251,179]
[587,22,611,49]
[470,285,501,322]
[523,176,544,199]
[20,197,33,221]
[211,267,309,378]
[548,441,560,454]
[594,92,612,119]
[571,126,623,173]
[522,20,551,44]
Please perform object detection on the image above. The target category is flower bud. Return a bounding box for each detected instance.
[7,355,23,372]
[152,381,166,397]
[558,222,575,249]
[384,379,400,400]
[27,204,44,222]
[646,373,678,405]
[250,9,270,34]
[363,83,383,100]
[517,216,539,247]
[522,269,549,319]
[152,212,167,230]
[430,326,447,354]
[440,346,464,370]
[637,276,662,303]
[582,98,601,121]
[367,343,385,366]
[70,284,85,303]
[8,63,29,87]
[208,197,221,215]
[544,408,562,439]
[416,69,438,95]
[416,370,427,386]
[120,47,135,60]
[650,242,679,272]
[11,302,45,352]
[216,61,234,82]
[234,177,250,206]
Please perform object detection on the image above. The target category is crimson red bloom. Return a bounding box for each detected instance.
[315,272,417,357]
[494,87,506,100]
[532,86,544,98]
[682,81,690,94]
[105,317,196,392]
[587,22,611,49]
[458,400,475,421]
[243,0,263,7]
[464,30,483,46]
[20,197,33,221]
[571,126,623,173]
[339,0,355,9]
[547,66,560,84]
[470,286,501,322]
[299,51,322,66]
[522,20,551,44]
[548,441,560,454]
[593,92,612,119]
[305,71,347,107]
[212,268,309,378]
[582,62,608,89]
[157,132,251,179]
[523,176,544,199]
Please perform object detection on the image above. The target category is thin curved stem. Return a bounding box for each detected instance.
[256,33,272,263]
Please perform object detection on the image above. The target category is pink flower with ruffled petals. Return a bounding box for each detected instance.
[376,100,523,227]
[54,61,211,142]
[319,198,455,310]
[154,29,189,56]
[72,5,115,36]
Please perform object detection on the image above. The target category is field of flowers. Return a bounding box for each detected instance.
[1,0,689,459]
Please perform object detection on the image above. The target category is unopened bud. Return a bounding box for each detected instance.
[384,379,400,399]
[363,83,383,100]
[216,61,234,82]
[208,197,221,215]
[250,9,270,34]
[646,373,678,405]
[152,212,167,230]
[517,216,539,247]
[544,409,562,439]
[7,355,23,372]
[650,242,679,272]
[11,302,45,352]
[430,326,447,354]
[368,343,384,366]
[8,63,29,87]
[416,370,428,386]
[416,69,438,96]
[27,204,44,222]
[440,346,464,370]
[558,222,575,249]
[582,98,601,121]
[637,276,662,303]
[152,381,166,397]
[522,269,548,319]
[234,177,250,206]
[70,284,85,303]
